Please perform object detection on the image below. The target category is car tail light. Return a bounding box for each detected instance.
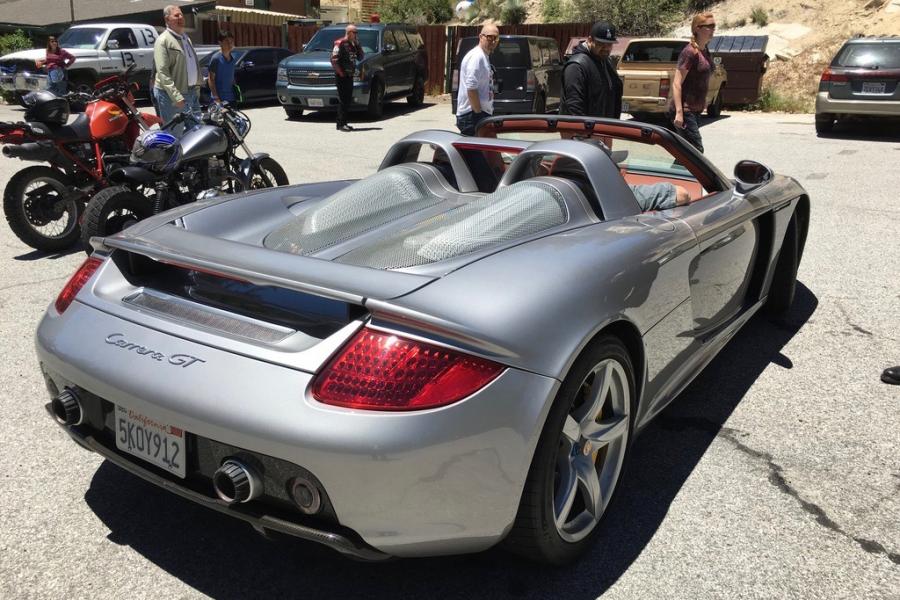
[659,77,671,98]
[821,69,848,83]
[451,69,459,92]
[55,256,104,314]
[312,327,504,411]
[526,70,536,92]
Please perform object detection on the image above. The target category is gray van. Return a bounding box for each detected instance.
[276,23,427,120]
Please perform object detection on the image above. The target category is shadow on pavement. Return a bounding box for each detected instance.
[286,101,435,124]
[818,118,900,142]
[14,245,82,260]
[83,282,817,600]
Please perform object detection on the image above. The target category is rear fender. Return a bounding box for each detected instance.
[109,165,158,185]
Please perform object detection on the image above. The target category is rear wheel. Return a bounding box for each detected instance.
[815,114,835,135]
[68,73,95,96]
[506,335,635,564]
[407,75,425,106]
[367,78,385,119]
[3,166,81,252]
[80,186,154,254]
[284,106,304,120]
[248,157,289,190]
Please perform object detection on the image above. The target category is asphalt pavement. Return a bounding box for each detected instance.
[0,99,898,599]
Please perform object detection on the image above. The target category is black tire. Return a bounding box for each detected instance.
[285,106,304,120]
[248,157,289,190]
[67,73,95,96]
[80,186,154,254]
[533,92,547,115]
[505,335,636,565]
[407,75,425,106]
[367,78,384,119]
[3,166,81,252]
[14,91,29,108]
[764,215,799,315]
[815,114,835,135]
[707,91,723,117]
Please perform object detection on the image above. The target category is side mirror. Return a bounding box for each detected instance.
[384,43,396,54]
[106,39,119,50]
[733,160,773,193]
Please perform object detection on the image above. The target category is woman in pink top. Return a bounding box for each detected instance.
[36,36,76,96]
[669,12,716,153]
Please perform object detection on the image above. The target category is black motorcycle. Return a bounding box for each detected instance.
[80,103,288,251]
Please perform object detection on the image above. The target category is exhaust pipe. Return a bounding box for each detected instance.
[213,459,262,504]
[3,142,57,161]
[51,389,83,426]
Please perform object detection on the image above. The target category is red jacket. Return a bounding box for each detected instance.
[330,37,363,78]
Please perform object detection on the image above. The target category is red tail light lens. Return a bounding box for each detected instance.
[312,328,504,411]
[526,69,536,92]
[55,256,104,314]
[659,77,671,98]
[451,69,459,92]
[821,69,848,83]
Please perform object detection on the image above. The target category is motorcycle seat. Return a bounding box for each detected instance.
[29,113,91,143]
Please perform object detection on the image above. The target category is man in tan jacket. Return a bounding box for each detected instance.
[153,5,202,131]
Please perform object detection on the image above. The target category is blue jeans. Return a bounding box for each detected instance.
[48,68,67,96]
[153,86,201,136]
[456,110,491,136]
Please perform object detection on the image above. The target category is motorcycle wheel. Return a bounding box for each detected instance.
[3,166,81,252]
[80,186,154,254]
[248,157,289,189]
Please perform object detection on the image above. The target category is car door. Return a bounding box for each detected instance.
[662,191,766,338]
[239,49,277,101]
[392,29,416,93]
[545,41,563,108]
[381,29,405,95]
[102,27,139,76]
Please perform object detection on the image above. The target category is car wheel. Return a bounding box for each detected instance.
[284,106,304,120]
[407,75,425,106]
[505,335,635,565]
[533,92,546,114]
[707,91,723,117]
[367,78,385,119]
[815,114,835,135]
[68,73,95,96]
[764,214,799,316]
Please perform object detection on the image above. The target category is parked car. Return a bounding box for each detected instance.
[37,114,809,564]
[452,35,562,114]
[617,38,727,119]
[815,36,900,134]
[199,46,294,105]
[276,23,427,119]
[563,36,633,66]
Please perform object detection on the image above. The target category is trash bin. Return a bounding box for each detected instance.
[708,35,769,105]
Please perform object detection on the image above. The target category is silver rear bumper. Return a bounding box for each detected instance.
[816,91,900,117]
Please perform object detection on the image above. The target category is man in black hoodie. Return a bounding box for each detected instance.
[560,22,623,118]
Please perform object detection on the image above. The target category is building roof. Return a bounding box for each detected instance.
[0,0,215,28]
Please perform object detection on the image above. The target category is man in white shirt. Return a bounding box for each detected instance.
[456,24,499,136]
[153,5,202,132]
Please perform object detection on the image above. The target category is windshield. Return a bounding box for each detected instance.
[621,41,687,63]
[304,29,379,54]
[457,38,531,69]
[58,28,105,50]
[834,43,900,69]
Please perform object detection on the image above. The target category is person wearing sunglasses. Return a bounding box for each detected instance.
[559,21,623,119]
[669,12,716,153]
[456,24,499,136]
[36,37,75,97]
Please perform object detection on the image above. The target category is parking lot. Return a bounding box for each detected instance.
[0,99,898,599]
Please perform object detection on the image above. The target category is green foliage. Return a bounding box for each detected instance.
[750,6,769,26]
[378,0,453,24]
[0,29,33,56]
[750,87,812,113]
[541,0,564,23]
[469,0,504,23]
[501,0,528,25]
[564,0,682,36]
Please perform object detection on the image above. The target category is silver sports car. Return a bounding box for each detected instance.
[36,116,809,564]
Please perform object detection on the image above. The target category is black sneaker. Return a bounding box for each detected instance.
[339,124,353,132]
[882,366,900,385]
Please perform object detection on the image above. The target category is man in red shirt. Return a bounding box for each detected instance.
[331,24,364,132]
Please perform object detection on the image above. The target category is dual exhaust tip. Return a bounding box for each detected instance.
[213,460,322,515]
[50,389,322,515]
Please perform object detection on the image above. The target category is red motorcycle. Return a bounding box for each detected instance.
[1,65,161,252]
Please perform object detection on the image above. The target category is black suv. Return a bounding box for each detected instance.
[276,23,428,119]
[451,35,563,115]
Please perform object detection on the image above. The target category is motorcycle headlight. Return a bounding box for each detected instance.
[277,66,288,84]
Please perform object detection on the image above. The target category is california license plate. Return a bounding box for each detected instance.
[114,405,186,478]
[622,101,630,113]
[308,98,324,107]
[862,81,885,94]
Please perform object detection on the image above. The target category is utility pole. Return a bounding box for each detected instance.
[69,0,75,23]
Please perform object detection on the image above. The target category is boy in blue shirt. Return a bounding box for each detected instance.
[208,31,237,104]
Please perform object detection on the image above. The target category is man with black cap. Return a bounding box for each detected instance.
[560,21,623,118]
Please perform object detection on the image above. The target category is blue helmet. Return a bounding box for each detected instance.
[131,130,182,173]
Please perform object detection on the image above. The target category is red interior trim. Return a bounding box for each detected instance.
[452,142,523,154]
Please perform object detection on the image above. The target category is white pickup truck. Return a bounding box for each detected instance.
[0,23,216,102]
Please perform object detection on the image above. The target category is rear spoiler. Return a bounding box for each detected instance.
[99,225,437,304]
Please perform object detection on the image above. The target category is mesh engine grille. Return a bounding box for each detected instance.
[264,166,443,256]
[336,180,568,269]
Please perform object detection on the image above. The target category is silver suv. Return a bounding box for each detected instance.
[815,36,900,134]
